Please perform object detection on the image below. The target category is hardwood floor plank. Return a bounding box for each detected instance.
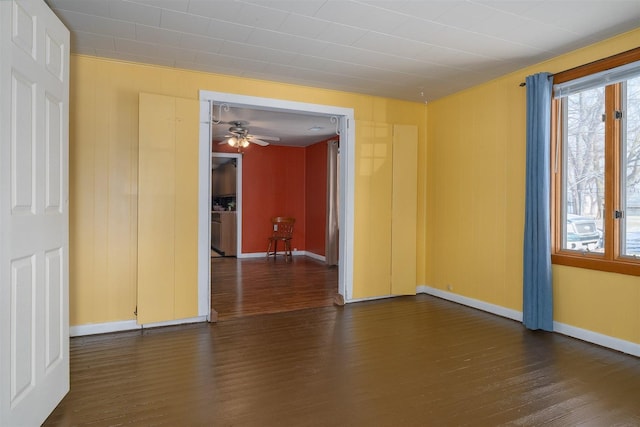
[45,295,640,426]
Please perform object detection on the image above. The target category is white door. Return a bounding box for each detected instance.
[0,1,70,425]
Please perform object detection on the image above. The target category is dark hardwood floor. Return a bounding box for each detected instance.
[45,292,640,426]
[211,255,339,321]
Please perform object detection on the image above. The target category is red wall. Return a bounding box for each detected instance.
[214,140,328,255]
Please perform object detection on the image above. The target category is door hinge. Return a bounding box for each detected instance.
[601,113,606,122]
[615,210,624,219]
[615,110,623,120]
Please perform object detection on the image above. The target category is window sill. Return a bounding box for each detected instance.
[552,252,640,276]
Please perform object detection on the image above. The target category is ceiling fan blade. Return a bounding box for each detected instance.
[248,134,280,141]
[249,138,270,146]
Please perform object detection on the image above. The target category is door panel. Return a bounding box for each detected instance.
[352,121,393,299]
[11,72,35,212]
[352,122,418,299]
[391,125,418,295]
[45,248,64,369]
[138,94,176,323]
[11,255,35,402]
[45,93,63,212]
[1,1,70,425]
[138,93,200,324]
[174,98,200,318]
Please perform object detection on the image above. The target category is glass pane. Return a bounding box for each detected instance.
[562,87,605,252]
[622,76,640,257]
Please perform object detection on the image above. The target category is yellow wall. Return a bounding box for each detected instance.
[69,55,428,326]
[71,27,640,344]
[426,28,640,344]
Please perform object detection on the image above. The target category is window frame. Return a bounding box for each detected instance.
[551,47,640,276]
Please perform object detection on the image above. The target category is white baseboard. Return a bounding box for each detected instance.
[417,285,522,322]
[238,250,325,261]
[303,251,326,262]
[143,316,207,329]
[417,285,640,358]
[237,252,266,258]
[71,286,640,357]
[553,321,640,358]
[70,320,140,337]
[346,294,393,304]
[70,316,208,337]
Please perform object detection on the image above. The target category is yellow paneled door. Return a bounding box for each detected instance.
[391,125,418,295]
[353,121,393,299]
[353,122,417,299]
[138,93,199,324]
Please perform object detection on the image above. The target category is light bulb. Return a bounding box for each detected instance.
[227,137,237,147]
[241,138,250,148]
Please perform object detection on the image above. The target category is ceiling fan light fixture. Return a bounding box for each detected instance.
[226,135,251,149]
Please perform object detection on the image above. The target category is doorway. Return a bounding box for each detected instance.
[211,153,242,257]
[198,90,355,321]
[210,137,340,320]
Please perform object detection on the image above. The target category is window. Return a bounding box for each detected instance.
[552,48,640,275]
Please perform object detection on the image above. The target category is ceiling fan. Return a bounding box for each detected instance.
[219,121,280,149]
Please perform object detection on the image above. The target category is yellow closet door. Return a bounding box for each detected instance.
[391,125,418,295]
[138,93,199,324]
[353,121,393,299]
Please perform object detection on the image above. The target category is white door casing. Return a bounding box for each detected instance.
[198,90,355,307]
[0,1,70,425]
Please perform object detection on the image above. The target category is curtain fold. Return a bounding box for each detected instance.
[325,139,339,266]
[523,72,554,331]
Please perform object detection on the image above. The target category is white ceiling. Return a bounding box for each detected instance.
[45,0,640,146]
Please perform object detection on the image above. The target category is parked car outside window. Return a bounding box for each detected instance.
[566,214,602,252]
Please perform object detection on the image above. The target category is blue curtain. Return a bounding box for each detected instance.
[523,72,554,331]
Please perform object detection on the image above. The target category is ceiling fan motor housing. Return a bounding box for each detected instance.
[229,122,248,135]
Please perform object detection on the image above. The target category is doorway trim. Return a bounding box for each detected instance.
[198,90,355,320]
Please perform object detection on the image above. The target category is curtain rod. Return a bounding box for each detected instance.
[519,73,553,87]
